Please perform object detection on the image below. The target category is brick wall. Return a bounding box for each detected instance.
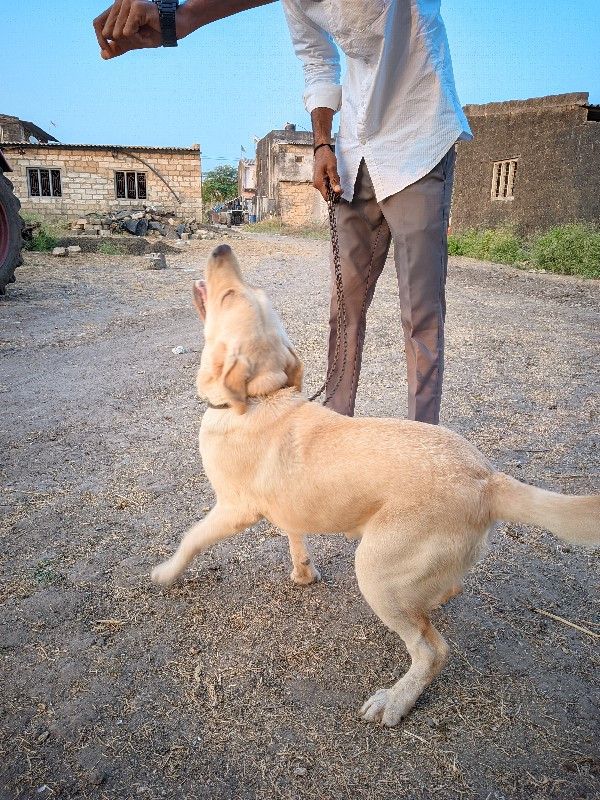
[278,182,327,226]
[1,143,203,220]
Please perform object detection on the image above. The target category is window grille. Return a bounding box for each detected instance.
[28,168,62,197]
[115,171,147,200]
[491,160,518,199]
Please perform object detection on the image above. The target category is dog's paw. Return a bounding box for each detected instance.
[290,563,321,586]
[360,688,413,727]
[359,689,390,723]
[151,559,179,587]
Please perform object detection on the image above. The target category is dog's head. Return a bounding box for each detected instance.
[193,244,303,414]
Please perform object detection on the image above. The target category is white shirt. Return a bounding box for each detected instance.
[282,0,472,202]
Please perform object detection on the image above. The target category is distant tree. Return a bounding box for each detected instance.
[202,165,238,207]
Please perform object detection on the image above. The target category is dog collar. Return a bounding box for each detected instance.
[206,401,230,410]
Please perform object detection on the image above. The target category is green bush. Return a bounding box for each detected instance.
[23,216,63,252]
[25,228,60,252]
[98,242,127,255]
[449,223,600,278]
[448,227,525,265]
[528,222,600,279]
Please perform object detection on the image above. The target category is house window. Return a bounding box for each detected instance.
[115,171,147,200]
[491,159,518,199]
[28,168,62,197]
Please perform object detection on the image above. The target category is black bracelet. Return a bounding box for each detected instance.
[313,142,335,155]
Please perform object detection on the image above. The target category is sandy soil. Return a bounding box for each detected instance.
[1,234,599,800]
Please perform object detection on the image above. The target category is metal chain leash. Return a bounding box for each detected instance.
[308,182,346,402]
[309,181,384,405]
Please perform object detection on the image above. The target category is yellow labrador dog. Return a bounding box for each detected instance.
[152,244,600,727]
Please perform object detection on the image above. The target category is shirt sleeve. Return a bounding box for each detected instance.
[282,0,342,114]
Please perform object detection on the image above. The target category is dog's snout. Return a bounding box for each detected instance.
[212,244,232,258]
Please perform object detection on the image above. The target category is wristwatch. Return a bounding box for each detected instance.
[153,0,179,47]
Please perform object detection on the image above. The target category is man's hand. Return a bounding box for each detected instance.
[313,146,342,201]
[94,0,278,60]
[94,0,162,60]
[311,107,342,200]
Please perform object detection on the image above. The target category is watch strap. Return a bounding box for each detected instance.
[153,0,179,47]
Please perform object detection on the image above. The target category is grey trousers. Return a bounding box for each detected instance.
[325,148,456,424]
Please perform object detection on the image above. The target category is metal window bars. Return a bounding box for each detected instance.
[491,160,518,199]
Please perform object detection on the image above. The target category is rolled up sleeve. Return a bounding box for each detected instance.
[282,0,342,114]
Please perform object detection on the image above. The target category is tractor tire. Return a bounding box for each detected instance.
[0,171,24,295]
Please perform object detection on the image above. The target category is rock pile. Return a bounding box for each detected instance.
[69,207,226,240]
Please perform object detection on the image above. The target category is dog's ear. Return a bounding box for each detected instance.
[222,351,252,414]
[285,348,304,391]
[192,281,206,321]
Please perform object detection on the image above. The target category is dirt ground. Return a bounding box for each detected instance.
[1,233,599,800]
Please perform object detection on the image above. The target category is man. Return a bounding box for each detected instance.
[95,0,471,423]
[282,1,472,422]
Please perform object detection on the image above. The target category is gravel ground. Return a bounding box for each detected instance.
[1,235,599,800]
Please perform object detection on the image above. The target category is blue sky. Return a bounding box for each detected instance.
[3,1,599,171]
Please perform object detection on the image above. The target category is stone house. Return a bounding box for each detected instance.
[0,138,203,221]
[452,92,600,234]
[254,126,327,226]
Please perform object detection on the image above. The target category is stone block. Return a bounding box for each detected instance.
[144,253,167,270]
[52,247,67,256]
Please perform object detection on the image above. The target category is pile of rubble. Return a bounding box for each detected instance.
[69,207,226,240]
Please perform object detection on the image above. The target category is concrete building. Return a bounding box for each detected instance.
[452,92,600,234]
[1,140,203,220]
[254,126,327,227]
[238,157,256,208]
[0,114,58,145]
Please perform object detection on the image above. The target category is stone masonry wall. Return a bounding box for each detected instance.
[1,144,202,221]
[452,93,600,234]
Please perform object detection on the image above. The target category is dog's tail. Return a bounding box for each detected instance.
[489,472,600,546]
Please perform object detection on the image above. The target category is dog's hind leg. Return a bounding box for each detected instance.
[151,503,260,586]
[433,581,463,608]
[287,532,321,585]
[354,533,452,727]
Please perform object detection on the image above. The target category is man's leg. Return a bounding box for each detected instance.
[325,160,391,416]
[381,147,456,424]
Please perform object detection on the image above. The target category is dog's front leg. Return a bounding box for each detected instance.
[287,532,321,586]
[151,504,259,586]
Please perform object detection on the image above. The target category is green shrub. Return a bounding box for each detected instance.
[25,228,60,252]
[23,216,63,252]
[529,222,600,279]
[448,227,525,265]
[449,223,600,278]
[98,242,127,255]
